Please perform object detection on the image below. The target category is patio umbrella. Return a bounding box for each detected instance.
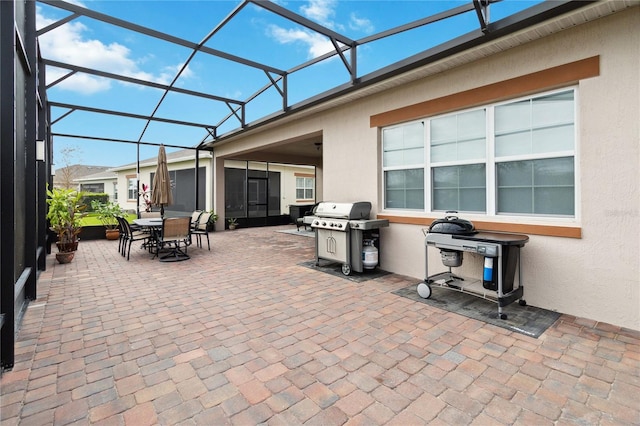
[151,144,173,217]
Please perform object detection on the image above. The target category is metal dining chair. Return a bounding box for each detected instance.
[115,216,129,256]
[190,210,203,231]
[119,216,152,260]
[191,211,212,250]
[155,217,192,262]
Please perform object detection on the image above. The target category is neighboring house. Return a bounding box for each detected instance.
[109,149,213,215]
[206,4,639,330]
[110,148,316,218]
[73,169,118,201]
[53,164,110,189]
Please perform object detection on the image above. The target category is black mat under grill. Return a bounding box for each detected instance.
[392,284,561,338]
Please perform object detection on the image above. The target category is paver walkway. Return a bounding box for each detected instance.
[1,225,639,425]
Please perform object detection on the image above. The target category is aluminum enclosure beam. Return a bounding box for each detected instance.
[49,102,216,130]
[44,59,243,106]
[38,0,284,75]
[206,0,596,147]
[36,0,599,154]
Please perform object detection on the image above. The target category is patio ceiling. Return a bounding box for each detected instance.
[37,0,608,164]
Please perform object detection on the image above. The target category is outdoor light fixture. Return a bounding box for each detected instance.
[36,140,45,161]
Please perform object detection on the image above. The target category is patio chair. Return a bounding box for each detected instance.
[140,211,161,219]
[191,211,211,250]
[155,217,191,262]
[296,202,320,231]
[120,216,152,260]
[115,216,128,256]
[190,210,203,231]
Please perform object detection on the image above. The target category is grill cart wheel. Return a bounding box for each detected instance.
[341,263,351,276]
[417,282,432,299]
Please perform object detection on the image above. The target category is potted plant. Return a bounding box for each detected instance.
[227,217,238,230]
[207,211,218,231]
[91,200,124,240]
[46,187,87,263]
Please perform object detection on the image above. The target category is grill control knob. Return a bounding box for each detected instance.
[338,224,342,228]
[322,222,326,226]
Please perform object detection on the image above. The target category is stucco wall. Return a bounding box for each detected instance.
[378,9,640,330]
[214,8,639,330]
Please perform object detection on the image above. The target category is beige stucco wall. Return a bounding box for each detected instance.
[213,8,639,330]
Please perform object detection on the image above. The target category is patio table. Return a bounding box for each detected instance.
[133,217,192,261]
[133,217,163,229]
[133,218,163,253]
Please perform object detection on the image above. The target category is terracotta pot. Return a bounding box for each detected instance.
[55,251,75,264]
[105,229,120,240]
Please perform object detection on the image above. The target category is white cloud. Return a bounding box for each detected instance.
[267,0,351,59]
[267,25,335,59]
[300,0,337,29]
[36,6,187,95]
[349,13,374,34]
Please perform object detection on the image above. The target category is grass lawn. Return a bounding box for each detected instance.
[80,213,137,227]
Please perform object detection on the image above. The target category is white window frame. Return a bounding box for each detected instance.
[382,121,426,211]
[382,87,579,223]
[127,176,137,201]
[427,105,488,214]
[295,176,315,201]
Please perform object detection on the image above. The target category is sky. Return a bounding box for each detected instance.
[36,0,542,168]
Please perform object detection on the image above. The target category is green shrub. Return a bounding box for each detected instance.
[90,200,124,230]
[82,193,109,212]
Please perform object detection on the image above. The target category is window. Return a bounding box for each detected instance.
[494,90,575,216]
[432,164,486,212]
[382,122,424,209]
[127,176,137,200]
[430,109,486,212]
[80,183,104,193]
[382,88,576,218]
[296,176,314,200]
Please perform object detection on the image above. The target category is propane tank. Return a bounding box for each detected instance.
[362,240,378,269]
[482,257,495,290]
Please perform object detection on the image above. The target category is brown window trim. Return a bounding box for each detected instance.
[370,56,599,128]
[295,173,315,178]
[377,214,581,239]
[372,57,596,240]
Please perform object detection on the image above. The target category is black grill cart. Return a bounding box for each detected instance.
[418,231,529,320]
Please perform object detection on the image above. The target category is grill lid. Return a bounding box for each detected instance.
[428,211,476,235]
[314,202,372,220]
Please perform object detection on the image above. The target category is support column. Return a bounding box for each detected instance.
[213,155,225,231]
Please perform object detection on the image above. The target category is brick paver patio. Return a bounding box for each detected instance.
[1,225,638,425]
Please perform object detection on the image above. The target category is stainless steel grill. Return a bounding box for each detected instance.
[310,202,389,275]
